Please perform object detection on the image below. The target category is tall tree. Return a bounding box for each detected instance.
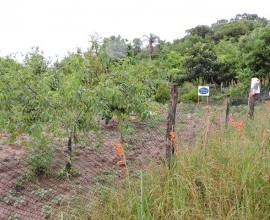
[186,25,213,38]
[183,42,219,84]
[214,40,240,85]
[89,32,102,54]
[132,38,143,55]
[143,34,160,60]
[240,24,270,83]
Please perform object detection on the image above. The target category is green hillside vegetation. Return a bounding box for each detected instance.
[1,15,270,133]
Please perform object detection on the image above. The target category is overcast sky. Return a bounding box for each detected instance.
[0,0,269,60]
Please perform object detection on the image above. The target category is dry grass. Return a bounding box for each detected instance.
[60,104,270,220]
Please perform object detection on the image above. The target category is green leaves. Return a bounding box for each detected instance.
[183,42,219,84]
[0,13,269,138]
[239,24,270,78]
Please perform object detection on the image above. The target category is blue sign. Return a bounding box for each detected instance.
[199,87,209,94]
[198,86,210,96]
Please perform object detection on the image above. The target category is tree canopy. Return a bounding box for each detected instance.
[1,13,270,136]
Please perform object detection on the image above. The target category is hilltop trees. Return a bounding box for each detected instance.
[183,42,219,84]
[240,24,270,83]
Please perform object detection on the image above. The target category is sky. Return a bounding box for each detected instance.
[0,0,269,60]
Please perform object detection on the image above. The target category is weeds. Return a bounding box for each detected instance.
[25,137,54,179]
[119,119,136,144]
[2,189,26,208]
[7,214,22,220]
[56,165,81,179]
[31,188,52,199]
[41,204,52,219]
[85,104,270,219]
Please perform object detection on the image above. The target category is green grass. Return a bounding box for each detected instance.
[60,104,270,220]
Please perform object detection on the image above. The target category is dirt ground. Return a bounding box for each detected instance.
[0,109,203,219]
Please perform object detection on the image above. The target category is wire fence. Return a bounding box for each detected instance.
[0,95,266,219]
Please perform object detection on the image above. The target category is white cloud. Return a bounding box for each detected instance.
[0,0,269,59]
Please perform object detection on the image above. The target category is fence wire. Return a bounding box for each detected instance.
[1,96,264,219]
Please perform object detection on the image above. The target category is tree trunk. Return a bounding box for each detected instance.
[66,130,72,173]
[166,83,178,165]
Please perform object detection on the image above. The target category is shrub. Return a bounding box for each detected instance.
[25,137,54,179]
[230,83,248,105]
[179,82,198,103]
[154,83,170,104]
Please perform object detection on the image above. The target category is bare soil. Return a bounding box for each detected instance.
[0,109,203,219]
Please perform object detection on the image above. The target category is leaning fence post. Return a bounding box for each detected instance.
[225,94,230,128]
[166,83,178,166]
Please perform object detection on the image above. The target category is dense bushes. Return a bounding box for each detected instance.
[179,82,198,103]
[154,83,170,104]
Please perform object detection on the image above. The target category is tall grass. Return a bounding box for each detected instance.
[62,104,270,220]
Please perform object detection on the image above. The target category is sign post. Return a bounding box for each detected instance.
[198,86,210,105]
[248,78,260,118]
[251,78,260,94]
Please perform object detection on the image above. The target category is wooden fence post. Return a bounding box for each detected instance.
[225,95,230,128]
[166,83,178,165]
[248,93,255,118]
